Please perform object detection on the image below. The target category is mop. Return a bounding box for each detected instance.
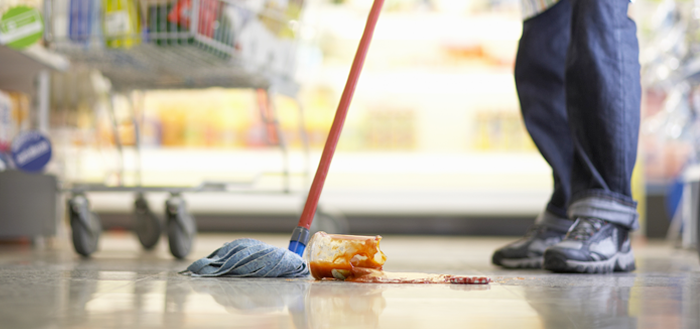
[181,0,386,278]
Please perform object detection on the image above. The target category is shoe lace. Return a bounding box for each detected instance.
[567,218,605,241]
[521,224,546,240]
[524,224,540,236]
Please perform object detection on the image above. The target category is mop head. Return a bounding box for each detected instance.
[181,238,309,278]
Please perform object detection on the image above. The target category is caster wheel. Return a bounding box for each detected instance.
[166,196,196,259]
[68,195,102,257]
[310,206,349,235]
[134,195,162,250]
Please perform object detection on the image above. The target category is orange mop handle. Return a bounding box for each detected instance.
[297,0,385,229]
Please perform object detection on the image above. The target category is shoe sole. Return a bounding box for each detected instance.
[543,250,636,274]
[497,257,543,269]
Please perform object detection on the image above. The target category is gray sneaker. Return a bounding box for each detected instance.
[543,217,636,274]
[492,224,568,269]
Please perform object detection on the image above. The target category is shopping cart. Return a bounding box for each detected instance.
[45,0,347,258]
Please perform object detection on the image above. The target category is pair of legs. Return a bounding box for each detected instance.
[493,0,641,273]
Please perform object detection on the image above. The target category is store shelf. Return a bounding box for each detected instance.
[68,149,552,216]
[0,44,69,93]
[19,44,70,70]
[54,43,298,95]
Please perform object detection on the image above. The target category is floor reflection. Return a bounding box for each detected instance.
[54,268,699,329]
[306,282,386,329]
[1,235,698,329]
[188,279,311,328]
[184,279,388,329]
[513,273,700,329]
[523,276,638,329]
[65,270,101,328]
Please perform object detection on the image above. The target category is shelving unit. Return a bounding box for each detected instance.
[0,44,68,239]
[0,44,69,93]
[53,42,299,95]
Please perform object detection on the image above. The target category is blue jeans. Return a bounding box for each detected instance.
[515,0,641,230]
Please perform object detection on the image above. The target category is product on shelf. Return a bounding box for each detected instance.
[259,0,303,39]
[0,91,13,153]
[168,0,234,51]
[69,0,102,44]
[237,17,294,76]
[8,91,30,133]
[473,110,535,152]
[103,0,141,48]
[364,108,416,150]
[148,2,193,46]
[167,0,219,37]
[137,89,262,148]
[0,90,30,155]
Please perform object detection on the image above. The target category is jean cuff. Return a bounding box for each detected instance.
[535,209,574,233]
[567,191,639,230]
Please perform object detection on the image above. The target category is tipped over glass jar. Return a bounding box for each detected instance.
[304,231,387,280]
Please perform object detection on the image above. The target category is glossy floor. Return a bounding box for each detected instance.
[1,232,698,329]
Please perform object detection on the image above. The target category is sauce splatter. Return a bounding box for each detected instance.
[343,267,492,284]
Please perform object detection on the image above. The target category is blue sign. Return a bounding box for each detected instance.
[11,131,52,172]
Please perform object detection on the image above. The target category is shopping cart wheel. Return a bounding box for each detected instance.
[165,195,197,259]
[134,194,162,250]
[310,206,349,235]
[68,195,102,257]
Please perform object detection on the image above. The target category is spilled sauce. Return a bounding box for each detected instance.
[345,267,491,284]
[310,264,492,284]
[307,233,491,285]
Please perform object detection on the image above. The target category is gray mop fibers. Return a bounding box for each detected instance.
[182,238,309,278]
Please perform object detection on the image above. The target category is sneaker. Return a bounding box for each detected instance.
[492,224,568,269]
[543,217,636,274]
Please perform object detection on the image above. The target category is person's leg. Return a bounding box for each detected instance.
[516,0,574,220]
[491,0,575,269]
[543,0,641,273]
